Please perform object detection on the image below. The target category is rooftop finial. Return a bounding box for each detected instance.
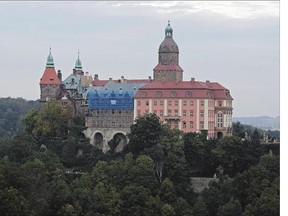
[46,47,54,68]
[165,20,173,38]
[75,50,82,70]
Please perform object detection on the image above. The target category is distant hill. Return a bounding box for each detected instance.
[0,97,40,137]
[233,116,280,130]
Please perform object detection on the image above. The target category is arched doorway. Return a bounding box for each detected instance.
[110,133,127,153]
[94,132,104,148]
[217,132,223,139]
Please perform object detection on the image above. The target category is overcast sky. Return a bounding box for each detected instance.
[0,1,280,117]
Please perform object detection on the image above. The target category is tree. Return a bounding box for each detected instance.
[193,196,209,216]
[125,113,162,156]
[217,197,242,216]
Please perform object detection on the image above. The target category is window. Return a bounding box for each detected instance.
[190,121,194,128]
[183,110,187,117]
[141,92,147,97]
[200,122,204,129]
[218,101,222,107]
[160,101,164,106]
[200,101,204,106]
[154,101,157,106]
[218,112,223,128]
[186,91,192,97]
[183,121,187,128]
[200,110,204,117]
[175,101,178,106]
[170,91,177,97]
[153,110,157,114]
[168,110,172,116]
[112,109,115,114]
[190,101,194,106]
[137,101,141,106]
[146,101,149,106]
[175,122,178,128]
[137,110,141,117]
[190,110,194,117]
[174,110,178,116]
[183,101,187,106]
[168,101,172,106]
[156,91,162,97]
[160,110,164,117]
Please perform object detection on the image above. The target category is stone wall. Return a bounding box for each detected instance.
[190,177,219,193]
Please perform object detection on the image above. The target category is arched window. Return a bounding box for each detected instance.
[217,111,223,128]
[140,91,147,97]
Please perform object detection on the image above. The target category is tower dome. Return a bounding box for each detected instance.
[159,21,179,55]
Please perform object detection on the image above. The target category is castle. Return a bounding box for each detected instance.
[40,21,233,152]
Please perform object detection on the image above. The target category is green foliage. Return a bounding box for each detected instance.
[126,113,162,155]
[217,197,242,216]
[193,196,209,216]
[0,97,39,137]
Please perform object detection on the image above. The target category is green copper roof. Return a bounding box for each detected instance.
[165,20,173,38]
[75,51,82,69]
[46,47,54,68]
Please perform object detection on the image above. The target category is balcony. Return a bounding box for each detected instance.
[164,115,181,120]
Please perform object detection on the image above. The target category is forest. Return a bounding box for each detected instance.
[0,98,280,216]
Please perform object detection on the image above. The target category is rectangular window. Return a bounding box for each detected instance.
[175,122,178,128]
[137,101,141,106]
[168,101,172,106]
[175,101,178,106]
[146,101,149,106]
[168,110,172,116]
[154,101,157,106]
[183,121,187,129]
[160,110,164,117]
[190,121,194,128]
[160,101,164,106]
[174,110,178,116]
[200,110,204,117]
[183,101,187,106]
[190,110,194,117]
[183,110,187,117]
[201,101,204,106]
[190,101,194,106]
[200,122,204,129]
[218,101,222,107]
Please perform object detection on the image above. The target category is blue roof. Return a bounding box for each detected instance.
[87,81,147,110]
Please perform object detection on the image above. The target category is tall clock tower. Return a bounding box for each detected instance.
[153,21,183,82]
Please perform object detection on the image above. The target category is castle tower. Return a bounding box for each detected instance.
[153,21,184,82]
[39,48,61,102]
[73,51,84,76]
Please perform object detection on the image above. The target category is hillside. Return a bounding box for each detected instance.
[233,116,280,130]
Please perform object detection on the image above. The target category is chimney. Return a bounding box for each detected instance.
[109,78,112,81]
[148,76,152,81]
[206,80,210,83]
[121,76,124,83]
[85,71,89,76]
[191,78,195,82]
[94,74,98,80]
[57,70,62,81]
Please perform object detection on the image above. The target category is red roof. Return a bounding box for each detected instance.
[40,68,61,85]
[153,63,183,72]
[135,80,233,100]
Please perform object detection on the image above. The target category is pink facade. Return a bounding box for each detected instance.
[134,80,233,139]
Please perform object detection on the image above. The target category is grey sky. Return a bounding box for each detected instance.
[0,1,280,117]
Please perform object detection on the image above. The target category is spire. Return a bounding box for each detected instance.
[165,20,173,38]
[75,50,82,70]
[46,47,54,68]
